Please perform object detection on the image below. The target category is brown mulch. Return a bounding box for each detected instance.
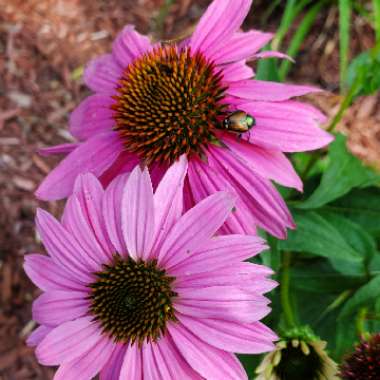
[0,1,378,379]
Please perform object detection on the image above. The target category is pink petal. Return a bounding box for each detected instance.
[221,133,303,191]
[158,192,235,268]
[61,196,106,271]
[142,342,164,380]
[54,337,115,380]
[36,132,122,201]
[175,298,270,324]
[169,324,248,380]
[99,150,139,188]
[250,123,334,152]
[99,344,126,380]
[155,334,202,379]
[112,25,151,68]
[227,79,321,101]
[176,263,275,292]
[178,314,276,354]
[24,254,85,292]
[212,31,273,63]
[72,173,114,255]
[32,290,88,326]
[207,146,294,238]
[191,0,252,55]
[122,165,155,260]
[187,157,257,235]
[26,326,53,347]
[253,51,294,61]
[119,342,143,380]
[169,235,267,276]
[83,54,122,93]
[179,285,268,303]
[69,94,115,141]
[35,209,93,283]
[222,61,254,83]
[36,316,102,365]
[38,143,78,157]
[151,156,188,257]
[102,173,129,256]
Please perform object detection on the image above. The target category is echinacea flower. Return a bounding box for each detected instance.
[25,158,278,380]
[36,0,333,238]
[255,327,338,380]
[339,333,380,380]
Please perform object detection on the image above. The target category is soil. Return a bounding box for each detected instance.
[0,1,378,378]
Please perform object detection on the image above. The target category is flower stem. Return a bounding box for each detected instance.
[281,251,297,328]
[356,307,368,337]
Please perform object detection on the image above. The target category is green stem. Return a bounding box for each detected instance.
[374,0,380,44]
[355,307,368,337]
[281,251,297,328]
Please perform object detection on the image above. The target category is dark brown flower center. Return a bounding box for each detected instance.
[89,255,177,344]
[112,45,227,164]
[275,342,324,380]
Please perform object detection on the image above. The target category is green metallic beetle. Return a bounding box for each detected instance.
[222,110,255,134]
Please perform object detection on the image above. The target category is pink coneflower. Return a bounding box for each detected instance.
[26,159,277,380]
[36,0,332,238]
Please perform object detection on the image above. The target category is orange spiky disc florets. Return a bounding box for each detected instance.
[112,45,227,164]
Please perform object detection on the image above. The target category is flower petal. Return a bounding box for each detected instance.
[151,155,188,256]
[178,314,276,353]
[169,323,248,380]
[36,317,101,365]
[221,133,303,191]
[54,337,115,380]
[154,334,202,379]
[122,165,155,260]
[35,209,93,283]
[32,290,88,326]
[36,132,122,201]
[71,173,114,255]
[119,342,143,380]
[191,0,252,54]
[112,25,151,67]
[83,54,122,94]
[24,254,85,292]
[26,326,53,347]
[158,191,235,268]
[102,173,129,255]
[227,79,320,101]
[187,157,257,235]
[38,143,78,157]
[169,235,267,276]
[69,94,115,141]
[99,344,126,380]
[212,31,273,64]
[99,150,139,188]
[222,61,254,83]
[207,145,294,238]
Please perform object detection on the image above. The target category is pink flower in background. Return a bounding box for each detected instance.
[25,160,277,380]
[36,0,333,238]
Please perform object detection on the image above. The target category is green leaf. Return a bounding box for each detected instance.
[279,0,326,80]
[326,187,380,237]
[318,211,376,275]
[279,209,361,265]
[299,134,380,209]
[291,260,363,293]
[335,317,358,359]
[346,47,380,97]
[319,212,377,260]
[339,275,380,318]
